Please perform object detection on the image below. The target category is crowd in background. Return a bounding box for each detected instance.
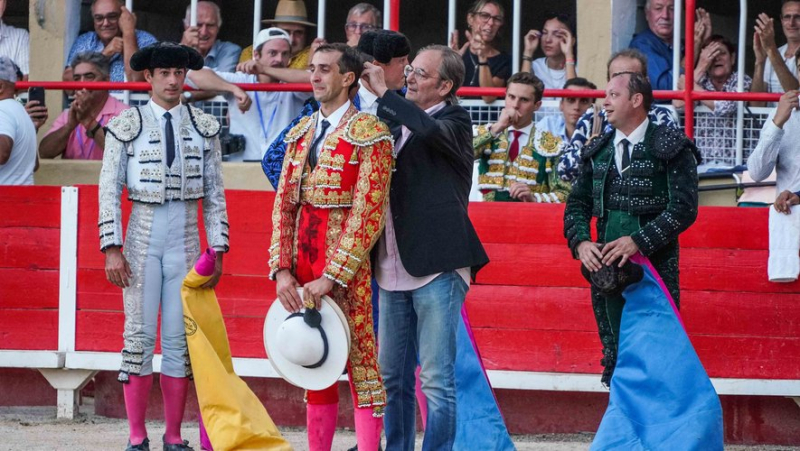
[2,0,800,196]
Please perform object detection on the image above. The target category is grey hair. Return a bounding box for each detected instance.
[184,1,222,28]
[70,51,111,79]
[419,44,464,104]
[347,3,382,25]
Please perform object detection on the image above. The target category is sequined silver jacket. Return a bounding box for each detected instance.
[98,103,230,252]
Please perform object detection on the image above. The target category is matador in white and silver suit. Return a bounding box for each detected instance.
[98,42,228,451]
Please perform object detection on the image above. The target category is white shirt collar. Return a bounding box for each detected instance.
[425,101,446,116]
[149,99,183,123]
[509,121,534,139]
[318,99,351,130]
[358,84,378,109]
[614,117,649,147]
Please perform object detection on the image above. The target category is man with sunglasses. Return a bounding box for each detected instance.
[362,45,489,450]
[63,0,156,83]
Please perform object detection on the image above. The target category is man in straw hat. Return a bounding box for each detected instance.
[99,41,230,451]
[269,42,393,450]
[239,0,319,69]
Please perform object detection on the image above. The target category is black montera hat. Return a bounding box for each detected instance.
[130,42,205,72]
[357,30,411,65]
[581,260,644,297]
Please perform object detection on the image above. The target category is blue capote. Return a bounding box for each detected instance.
[454,308,515,451]
[591,254,723,451]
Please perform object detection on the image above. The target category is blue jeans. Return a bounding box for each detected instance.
[378,271,468,451]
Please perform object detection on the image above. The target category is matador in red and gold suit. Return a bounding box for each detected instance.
[268,101,394,449]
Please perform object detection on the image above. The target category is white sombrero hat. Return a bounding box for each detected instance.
[264,288,350,390]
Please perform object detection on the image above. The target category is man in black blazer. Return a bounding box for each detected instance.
[361,44,489,451]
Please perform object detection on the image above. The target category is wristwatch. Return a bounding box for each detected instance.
[87,121,102,138]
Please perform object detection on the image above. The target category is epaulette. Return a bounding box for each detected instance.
[648,124,702,164]
[285,115,313,143]
[186,105,221,138]
[581,130,614,161]
[532,127,565,157]
[343,112,392,146]
[105,107,143,143]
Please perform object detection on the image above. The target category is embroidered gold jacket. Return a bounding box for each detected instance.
[473,124,572,203]
[268,105,394,288]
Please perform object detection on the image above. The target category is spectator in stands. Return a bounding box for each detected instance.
[0,57,36,185]
[674,35,752,170]
[187,28,306,162]
[180,1,241,72]
[64,0,155,83]
[450,0,511,103]
[39,53,129,160]
[629,5,712,93]
[473,72,570,202]
[240,0,318,70]
[536,77,597,143]
[564,71,699,385]
[752,0,800,102]
[521,13,578,91]
[749,89,800,205]
[558,49,679,183]
[0,0,29,79]
[345,3,381,47]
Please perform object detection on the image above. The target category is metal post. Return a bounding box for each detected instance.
[735,0,748,166]
[384,0,391,29]
[123,0,133,105]
[448,0,456,46]
[684,0,696,139]
[253,0,262,51]
[672,0,682,90]
[512,0,520,74]
[318,0,326,38]
[390,0,400,31]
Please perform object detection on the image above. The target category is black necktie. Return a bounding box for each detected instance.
[164,112,175,168]
[620,139,631,178]
[308,119,330,170]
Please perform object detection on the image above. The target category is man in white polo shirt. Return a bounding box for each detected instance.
[187,27,309,162]
[0,56,36,185]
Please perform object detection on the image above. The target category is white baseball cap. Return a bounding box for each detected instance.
[254,27,292,52]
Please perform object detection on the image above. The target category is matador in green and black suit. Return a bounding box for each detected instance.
[563,121,700,385]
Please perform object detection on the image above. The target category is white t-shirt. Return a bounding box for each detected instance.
[208,72,309,162]
[531,57,574,90]
[764,43,799,95]
[0,98,36,185]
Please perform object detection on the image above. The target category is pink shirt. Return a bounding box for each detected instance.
[375,101,470,291]
[45,95,129,160]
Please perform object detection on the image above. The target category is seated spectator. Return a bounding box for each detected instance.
[473,72,570,203]
[40,52,128,160]
[558,49,679,182]
[187,28,307,162]
[752,1,800,105]
[240,0,317,70]
[0,57,36,185]
[345,3,381,47]
[0,0,29,79]
[450,0,511,103]
[536,77,596,143]
[629,0,677,91]
[674,35,752,170]
[180,1,241,72]
[64,0,155,82]
[521,13,578,91]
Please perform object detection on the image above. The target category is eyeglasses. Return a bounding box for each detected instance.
[404,65,439,81]
[473,11,504,25]
[782,13,800,22]
[73,72,101,81]
[93,12,121,24]
[345,22,378,32]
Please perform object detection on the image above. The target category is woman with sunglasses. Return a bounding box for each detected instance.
[450,0,511,103]
[521,12,578,91]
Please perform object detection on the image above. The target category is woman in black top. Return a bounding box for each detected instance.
[450,0,511,103]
